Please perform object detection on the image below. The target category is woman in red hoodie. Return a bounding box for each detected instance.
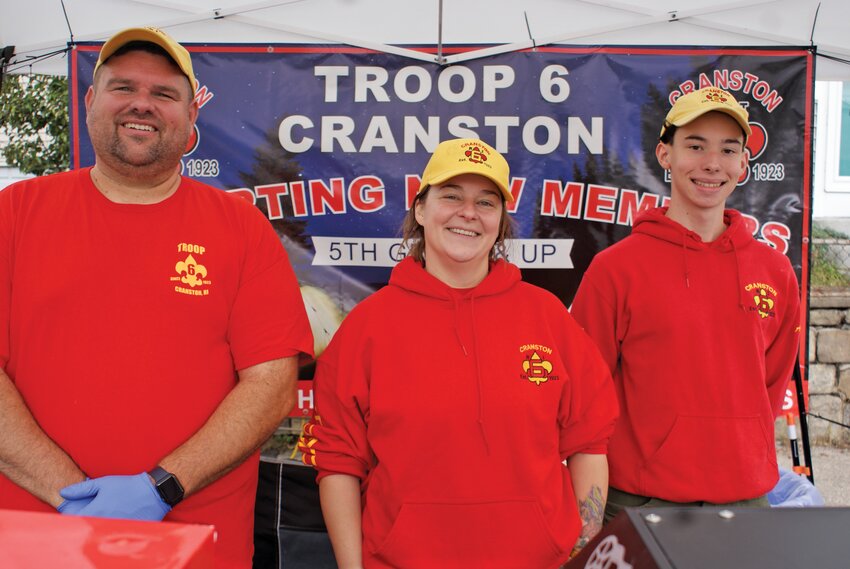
[299,138,618,569]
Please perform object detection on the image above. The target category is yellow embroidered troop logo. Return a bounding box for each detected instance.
[464,144,488,164]
[519,344,559,386]
[170,242,211,296]
[704,88,729,104]
[744,281,778,319]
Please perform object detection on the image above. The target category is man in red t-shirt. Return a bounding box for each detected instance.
[0,27,313,568]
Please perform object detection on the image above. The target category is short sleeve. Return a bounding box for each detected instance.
[570,261,622,375]
[557,311,619,458]
[227,204,313,370]
[0,185,18,370]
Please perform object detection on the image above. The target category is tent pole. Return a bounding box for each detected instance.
[437,0,445,65]
[794,357,815,484]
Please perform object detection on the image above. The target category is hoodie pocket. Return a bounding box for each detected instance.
[639,415,777,503]
[371,499,565,568]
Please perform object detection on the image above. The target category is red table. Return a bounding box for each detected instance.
[0,509,215,568]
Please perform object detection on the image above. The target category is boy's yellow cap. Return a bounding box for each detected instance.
[660,87,750,139]
[418,138,512,202]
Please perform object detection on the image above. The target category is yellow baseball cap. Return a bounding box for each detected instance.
[418,138,513,202]
[94,27,197,93]
[660,87,750,139]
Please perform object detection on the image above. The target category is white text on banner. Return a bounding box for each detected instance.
[504,239,574,269]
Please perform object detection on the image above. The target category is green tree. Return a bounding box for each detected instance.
[0,73,69,175]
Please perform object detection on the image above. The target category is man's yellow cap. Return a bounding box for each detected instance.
[94,27,197,94]
[660,87,750,139]
[418,138,513,202]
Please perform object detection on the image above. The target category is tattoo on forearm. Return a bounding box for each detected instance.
[572,485,604,555]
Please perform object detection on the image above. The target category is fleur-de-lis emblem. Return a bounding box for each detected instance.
[175,254,208,288]
[522,351,554,385]
[753,288,775,318]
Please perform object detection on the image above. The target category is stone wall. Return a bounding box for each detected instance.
[806,289,850,446]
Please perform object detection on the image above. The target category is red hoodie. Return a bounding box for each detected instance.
[571,207,800,503]
[300,257,618,569]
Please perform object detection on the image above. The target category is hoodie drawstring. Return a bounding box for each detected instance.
[637,207,750,305]
[730,238,747,310]
[451,293,491,454]
[469,297,491,455]
[392,259,521,456]
[452,296,468,356]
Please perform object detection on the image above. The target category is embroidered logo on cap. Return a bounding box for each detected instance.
[464,144,489,164]
[703,88,729,104]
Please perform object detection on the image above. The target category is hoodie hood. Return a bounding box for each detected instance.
[632,207,754,306]
[388,256,522,299]
[632,206,752,251]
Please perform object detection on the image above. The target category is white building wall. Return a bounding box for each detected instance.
[813,81,850,219]
[0,132,32,189]
[0,166,31,189]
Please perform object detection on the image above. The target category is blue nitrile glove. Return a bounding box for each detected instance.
[57,496,94,515]
[59,473,171,521]
[57,477,94,514]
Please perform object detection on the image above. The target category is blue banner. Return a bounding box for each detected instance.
[70,44,813,355]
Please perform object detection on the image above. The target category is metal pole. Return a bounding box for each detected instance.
[793,358,815,484]
[437,0,445,65]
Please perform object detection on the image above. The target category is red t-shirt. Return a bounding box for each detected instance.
[0,168,313,568]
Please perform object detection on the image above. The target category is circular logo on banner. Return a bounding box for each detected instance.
[746,122,768,161]
[184,124,200,156]
[737,121,769,186]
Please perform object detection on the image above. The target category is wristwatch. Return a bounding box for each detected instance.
[148,466,185,506]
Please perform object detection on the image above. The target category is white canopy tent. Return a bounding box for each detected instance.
[3,0,850,215]
[1,0,850,80]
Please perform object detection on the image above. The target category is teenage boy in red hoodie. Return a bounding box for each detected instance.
[571,87,801,521]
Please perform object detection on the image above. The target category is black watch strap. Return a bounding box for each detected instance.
[149,466,185,507]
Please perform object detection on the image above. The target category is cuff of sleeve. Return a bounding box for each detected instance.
[314,458,368,483]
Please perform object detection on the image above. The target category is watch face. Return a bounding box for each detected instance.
[152,468,184,506]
